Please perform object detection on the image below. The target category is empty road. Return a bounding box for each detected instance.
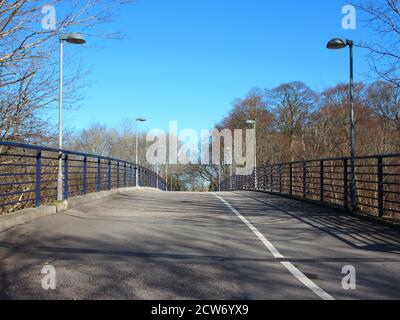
[0,190,399,300]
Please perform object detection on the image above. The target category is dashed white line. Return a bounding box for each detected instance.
[212,192,335,301]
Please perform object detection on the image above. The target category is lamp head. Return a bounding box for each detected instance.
[326,38,352,49]
[60,33,86,45]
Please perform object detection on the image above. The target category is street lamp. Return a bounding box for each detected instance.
[246,120,257,189]
[135,117,147,188]
[327,38,356,210]
[57,33,86,201]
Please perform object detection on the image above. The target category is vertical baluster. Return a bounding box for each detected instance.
[124,163,127,188]
[108,160,111,190]
[378,157,384,217]
[130,164,133,187]
[64,154,69,200]
[289,163,293,196]
[344,159,349,209]
[320,160,324,202]
[303,161,307,198]
[35,151,42,207]
[270,166,273,192]
[97,158,101,192]
[117,162,120,189]
[83,156,87,195]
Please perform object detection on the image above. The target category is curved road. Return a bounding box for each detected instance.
[0,190,399,300]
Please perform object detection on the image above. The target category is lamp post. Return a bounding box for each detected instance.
[135,117,147,188]
[246,120,257,189]
[327,38,356,210]
[57,33,86,201]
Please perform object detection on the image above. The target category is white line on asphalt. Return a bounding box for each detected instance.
[212,192,335,301]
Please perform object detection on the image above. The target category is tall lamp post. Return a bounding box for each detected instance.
[57,33,86,201]
[246,120,257,189]
[327,38,356,210]
[135,117,147,188]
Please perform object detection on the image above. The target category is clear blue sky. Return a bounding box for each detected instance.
[62,0,372,133]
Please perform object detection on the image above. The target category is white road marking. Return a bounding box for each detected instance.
[212,192,335,301]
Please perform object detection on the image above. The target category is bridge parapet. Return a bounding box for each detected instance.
[0,141,166,214]
[219,154,400,220]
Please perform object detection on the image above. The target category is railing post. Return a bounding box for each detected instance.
[257,167,260,190]
[149,171,152,187]
[64,154,69,200]
[135,167,138,187]
[83,156,87,195]
[117,162,120,189]
[303,161,307,198]
[378,157,384,218]
[289,163,293,196]
[279,164,283,193]
[35,151,42,207]
[270,166,273,192]
[320,160,324,202]
[97,158,101,192]
[108,160,111,190]
[130,164,133,187]
[124,163,127,188]
[263,166,267,191]
[344,159,349,209]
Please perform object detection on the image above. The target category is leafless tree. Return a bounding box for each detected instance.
[355,0,400,86]
[0,0,133,147]
[266,81,317,161]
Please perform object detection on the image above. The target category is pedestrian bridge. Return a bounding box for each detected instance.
[0,142,400,300]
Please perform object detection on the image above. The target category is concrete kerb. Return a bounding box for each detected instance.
[0,205,57,233]
[0,187,162,233]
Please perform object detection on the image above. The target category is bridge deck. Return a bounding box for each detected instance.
[0,190,399,300]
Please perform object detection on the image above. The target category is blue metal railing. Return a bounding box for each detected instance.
[0,141,166,212]
[218,153,400,219]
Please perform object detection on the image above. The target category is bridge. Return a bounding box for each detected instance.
[0,142,400,300]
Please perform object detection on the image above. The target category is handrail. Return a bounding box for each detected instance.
[0,141,167,212]
[219,154,400,220]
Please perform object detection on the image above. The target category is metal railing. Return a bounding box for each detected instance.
[0,141,166,213]
[219,154,400,219]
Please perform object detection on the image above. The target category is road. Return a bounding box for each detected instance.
[0,190,399,300]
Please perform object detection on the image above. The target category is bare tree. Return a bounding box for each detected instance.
[355,0,400,86]
[266,81,317,161]
[0,0,133,146]
[368,80,400,128]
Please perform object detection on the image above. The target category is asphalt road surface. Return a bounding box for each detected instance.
[0,190,399,300]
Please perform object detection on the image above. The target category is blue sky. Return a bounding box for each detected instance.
[61,0,372,133]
